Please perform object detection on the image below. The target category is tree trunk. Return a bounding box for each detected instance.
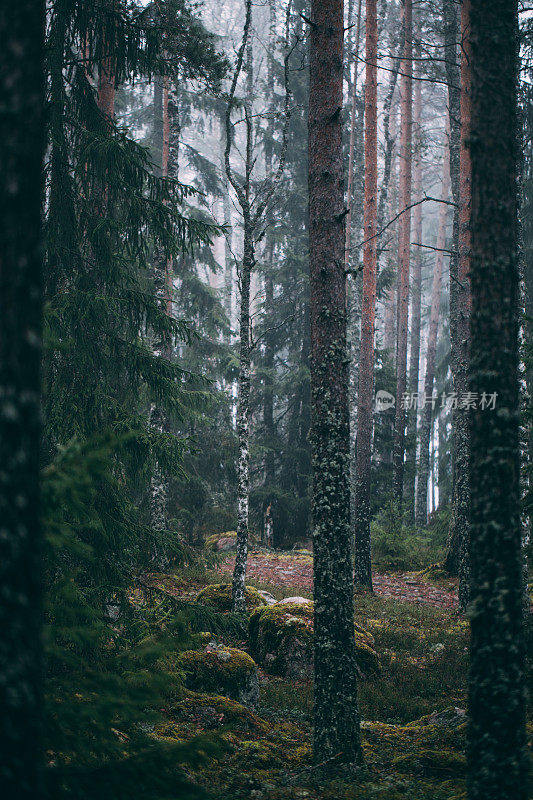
[416,133,450,529]
[232,222,254,612]
[0,1,45,795]
[455,0,472,610]
[442,0,461,574]
[263,0,277,490]
[149,72,172,557]
[344,0,363,271]
[353,0,378,591]
[392,0,413,505]
[467,2,527,797]
[309,0,362,764]
[406,43,423,516]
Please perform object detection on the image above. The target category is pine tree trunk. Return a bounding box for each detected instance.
[467,2,526,796]
[416,133,450,530]
[0,2,45,795]
[353,0,378,591]
[309,0,362,764]
[455,0,472,610]
[406,44,423,516]
[442,0,461,574]
[392,0,413,505]
[263,0,277,491]
[97,29,115,118]
[344,0,363,271]
[149,73,172,557]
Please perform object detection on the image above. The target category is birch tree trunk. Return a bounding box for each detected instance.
[467,1,526,796]
[309,0,362,764]
[231,8,254,613]
[416,133,451,529]
[0,1,45,794]
[392,0,413,506]
[353,0,378,591]
[232,222,254,611]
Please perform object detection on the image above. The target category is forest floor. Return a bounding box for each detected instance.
[146,549,530,800]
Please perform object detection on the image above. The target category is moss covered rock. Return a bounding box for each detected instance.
[196,582,267,612]
[249,601,380,680]
[161,690,269,735]
[205,531,238,552]
[178,644,260,707]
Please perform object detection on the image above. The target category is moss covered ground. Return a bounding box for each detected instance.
[132,549,533,799]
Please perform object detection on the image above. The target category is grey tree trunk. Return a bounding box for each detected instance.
[353,0,378,591]
[416,133,450,530]
[0,1,45,794]
[309,0,362,765]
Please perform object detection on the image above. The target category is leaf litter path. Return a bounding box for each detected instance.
[219,551,458,611]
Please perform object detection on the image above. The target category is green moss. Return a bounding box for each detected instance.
[178,646,258,704]
[196,583,267,612]
[161,690,270,735]
[205,531,237,551]
[249,601,380,679]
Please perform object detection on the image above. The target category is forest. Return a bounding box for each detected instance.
[0,0,530,798]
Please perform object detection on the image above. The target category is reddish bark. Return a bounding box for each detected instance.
[97,34,115,118]
[392,0,413,504]
[353,0,378,590]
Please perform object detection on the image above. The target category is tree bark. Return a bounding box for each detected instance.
[344,0,363,271]
[455,0,472,610]
[309,0,362,764]
[416,133,450,530]
[442,0,461,574]
[0,1,45,795]
[353,0,378,591]
[406,41,423,516]
[467,2,527,797]
[149,72,172,557]
[392,0,413,505]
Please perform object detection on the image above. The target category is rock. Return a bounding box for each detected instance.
[249,601,380,681]
[277,596,312,605]
[257,589,277,605]
[205,531,238,552]
[406,706,466,730]
[195,583,267,612]
[178,644,260,708]
[158,691,269,734]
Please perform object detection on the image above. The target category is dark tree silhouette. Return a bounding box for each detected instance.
[0,1,46,796]
[467,0,527,797]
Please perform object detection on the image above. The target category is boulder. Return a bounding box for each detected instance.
[257,589,277,605]
[205,531,238,552]
[195,583,267,612]
[277,596,312,605]
[178,644,260,708]
[249,601,380,681]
